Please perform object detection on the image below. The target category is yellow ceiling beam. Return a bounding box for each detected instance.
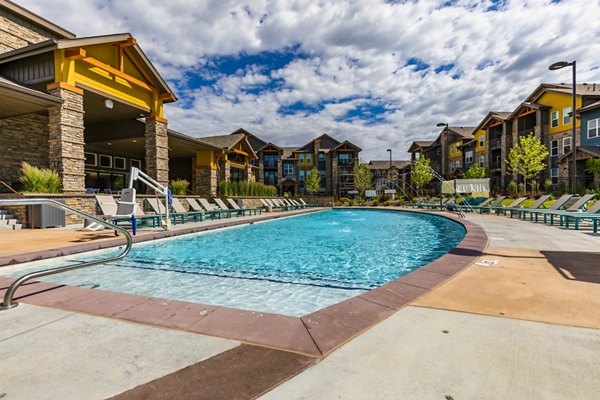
[81,56,159,94]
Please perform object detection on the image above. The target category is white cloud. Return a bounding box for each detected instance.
[15,0,600,160]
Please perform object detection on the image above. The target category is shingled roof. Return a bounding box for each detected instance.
[367,160,411,170]
[196,133,245,150]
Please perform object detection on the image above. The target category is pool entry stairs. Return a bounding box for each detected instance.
[0,208,21,230]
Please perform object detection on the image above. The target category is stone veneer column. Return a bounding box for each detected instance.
[145,117,169,188]
[331,155,339,197]
[219,161,230,182]
[194,168,217,196]
[48,86,85,193]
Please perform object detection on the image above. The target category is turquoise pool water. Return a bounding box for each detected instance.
[0,209,465,316]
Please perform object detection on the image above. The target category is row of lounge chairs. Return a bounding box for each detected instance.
[475,193,599,233]
[94,193,318,233]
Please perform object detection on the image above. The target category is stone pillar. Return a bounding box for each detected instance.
[277,158,283,189]
[193,168,217,197]
[145,117,169,188]
[219,161,230,182]
[48,85,85,193]
[246,166,253,182]
[257,153,264,183]
[331,155,339,197]
[441,130,448,178]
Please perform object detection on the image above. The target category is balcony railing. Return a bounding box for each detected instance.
[518,128,535,137]
[490,138,501,149]
[490,162,502,170]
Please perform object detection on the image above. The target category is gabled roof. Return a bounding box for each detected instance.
[229,128,271,151]
[0,0,75,39]
[167,129,220,151]
[282,147,298,159]
[0,33,176,101]
[448,126,475,139]
[296,133,341,152]
[558,146,600,162]
[472,111,511,132]
[196,133,258,159]
[577,100,600,114]
[0,75,62,118]
[508,101,551,119]
[333,140,362,152]
[367,160,411,170]
[407,141,433,153]
[527,83,600,103]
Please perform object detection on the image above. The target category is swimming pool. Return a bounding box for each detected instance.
[0,209,465,316]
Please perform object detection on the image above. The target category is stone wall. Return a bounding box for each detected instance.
[193,168,217,197]
[144,118,169,188]
[48,87,85,193]
[0,9,53,53]
[0,113,50,186]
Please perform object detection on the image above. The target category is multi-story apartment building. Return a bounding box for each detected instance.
[235,130,361,197]
[471,112,511,189]
[366,160,411,195]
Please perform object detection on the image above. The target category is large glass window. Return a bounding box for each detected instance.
[551,140,559,156]
[588,118,600,139]
[230,167,245,182]
[85,172,125,192]
[338,153,353,165]
[263,154,278,168]
[465,150,474,164]
[228,153,245,165]
[298,153,305,163]
[479,134,485,147]
[551,111,559,128]
[283,163,294,176]
[551,167,559,184]
[264,171,278,185]
[479,154,485,167]
[306,153,312,164]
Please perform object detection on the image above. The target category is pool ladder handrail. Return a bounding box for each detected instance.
[0,198,133,311]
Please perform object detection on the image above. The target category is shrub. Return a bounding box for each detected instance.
[19,162,61,193]
[517,183,525,195]
[557,181,568,196]
[531,180,539,194]
[218,181,277,197]
[384,200,392,207]
[372,199,379,206]
[507,181,517,196]
[348,199,355,206]
[170,179,189,195]
[339,197,349,205]
[544,179,553,195]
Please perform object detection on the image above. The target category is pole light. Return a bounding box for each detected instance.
[386,148,392,190]
[549,60,577,193]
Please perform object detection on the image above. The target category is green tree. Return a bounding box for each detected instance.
[353,162,372,198]
[506,134,549,192]
[410,156,434,196]
[306,167,321,196]
[464,164,487,179]
[586,158,600,188]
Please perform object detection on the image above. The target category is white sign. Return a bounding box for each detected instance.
[384,189,396,194]
[348,190,359,195]
[365,190,377,197]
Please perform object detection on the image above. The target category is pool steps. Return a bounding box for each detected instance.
[0,209,22,230]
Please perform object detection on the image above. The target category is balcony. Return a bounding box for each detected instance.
[490,138,501,149]
[490,162,501,171]
[518,128,535,137]
[263,159,278,169]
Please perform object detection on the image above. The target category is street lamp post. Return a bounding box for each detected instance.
[549,60,577,193]
[386,148,392,190]
[437,122,449,178]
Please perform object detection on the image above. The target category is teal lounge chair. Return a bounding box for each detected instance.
[537,194,597,226]
[520,194,573,221]
[506,195,551,218]
[226,198,262,216]
[171,198,207,223]
[198,198,233,219]
[561,200,600,231]
[476,196,507,214]
[487,197,528,215]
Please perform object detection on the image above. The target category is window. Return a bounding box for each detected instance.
[551,111,559,128]
[450,144,455,155]
[479,134,485,147]
[99,155,112,168]
[437,147,441,156]
[84,152,97,166]
[298,153,305,163]
[114,157,126,170]
[338,153,353,165]
[479,154,485,167]
[588,118,600,139]
[306,153,312,164]
[264,171,277,185]
[465,150,473,164]
[550,140,559,157]
[563,107,571,125]
[131,159,142,170]
[299,170,305,181]
[551,167,559,184]
[318,153,325,161]
[563,137,572,154]
[283,163,294,176]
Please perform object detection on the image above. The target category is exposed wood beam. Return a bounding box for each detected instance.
[123,47,158,89]
[81,56,159,94]
[65,48,86,60]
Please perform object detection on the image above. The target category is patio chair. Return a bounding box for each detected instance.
[197,198,233,219]
[486,197,528,216]
[95,190,158,234]
[264,198,286,211]
[538,194,597,226]
[428,197,454,210]
[283,199,302,210]
[226,198,262,216]
[506,194,551,219]
[406,197,438,208]
[298,198,318,208]
[171,198,206,223]
[476,195,507,213]
[557,198,600,231]
[145,198,180,225]
[520,194,574,222]
[214,198,243,217]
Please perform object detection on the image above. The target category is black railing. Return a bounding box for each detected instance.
[490,138,501,149]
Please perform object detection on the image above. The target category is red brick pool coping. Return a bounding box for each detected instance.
[0,208,487,358]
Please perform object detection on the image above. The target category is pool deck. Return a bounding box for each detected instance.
[1,207,599,399]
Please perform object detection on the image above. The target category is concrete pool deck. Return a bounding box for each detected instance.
[0,207,599,398]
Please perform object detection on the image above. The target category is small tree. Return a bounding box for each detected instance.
[586,158,600,188]
[506,134,549,192]
[411,156,434,197]
[306,167,321,196]
[353,162,372,199]
[464,165,487,179]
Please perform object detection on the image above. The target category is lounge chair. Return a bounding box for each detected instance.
[520,194,574,221]
[406,197,439,208]
[145,198,182,225]
[284,199,303,210]
[264,198,286,211]
[171,198,206,223]
[214,198,244,217]
[557,199,600,231]
[476,196,507,213]
[428,197,454,210]
[226,198,262,216]
[486,197,528,216]
[456,196,486,211]
[95,190,158,234]
[198,198,233,219]
[528,194,596,226]
[506,195,551,218]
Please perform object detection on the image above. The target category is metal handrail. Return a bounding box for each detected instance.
[0,180,22,197]
[0,198,133,310]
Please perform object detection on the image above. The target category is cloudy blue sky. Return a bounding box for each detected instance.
[19,0,600,160]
